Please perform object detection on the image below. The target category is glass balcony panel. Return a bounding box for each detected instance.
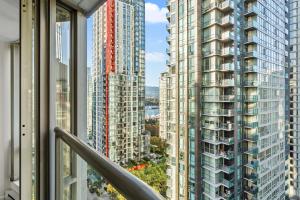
[221,31,234,42]
[244,80,258,87]
[220,63,234,71]
[244,95,258,102]
[220,0,234,12]
[244,65,258,73]
[221,15,234,27]
[245,20,258,30]
[221,47,234,57]
[245,35,258,44]
[245,4,258,16]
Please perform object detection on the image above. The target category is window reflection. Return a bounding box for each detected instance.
[56,6,72,200]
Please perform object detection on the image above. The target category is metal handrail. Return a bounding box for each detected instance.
[54,127,163,200]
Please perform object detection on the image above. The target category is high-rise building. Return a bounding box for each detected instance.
[163,0,288,199]
[87,67,93,138]
[92,0,147,164]
[288,0,299,198]
[159,66,177,198]
[159,72,168,140]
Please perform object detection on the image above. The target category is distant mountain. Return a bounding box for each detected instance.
[145,86,159,99]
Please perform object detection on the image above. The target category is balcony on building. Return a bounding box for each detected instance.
[244,3,258,17]
[245,19,258,31]
[244,50,258,59]
[166,47,171,55]
[166,24,171,33]
[220,62,234,71]
[221,78,235,87]
[244,64,258,73]
[202,130,234,146]
[244,130,258,142]
[219,188,234,200]
[203,33,222,43]
[244,79,258,87]
[244,108,258,115]
[244,172,258,185]
[202,2,221,13]
[245,35,258,45]
[203,49,222,57]
[221,30,234,42]
[244,121,259,129]
[222,47,234,57]
[203,147,234,160]
[244,95,258,102]
[219,0,234,12]
[221,15,234,27]
[166,12,170,19]
[203,17,222,28]
[202,94,235,102]
[245,146,259,156]
[244,184,258,197]
[245,160,259,170]
[202,108,234,117]
[203,64,221,72]
[166,0,170,9]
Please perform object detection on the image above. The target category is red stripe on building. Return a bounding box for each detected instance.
[106,0,115,157]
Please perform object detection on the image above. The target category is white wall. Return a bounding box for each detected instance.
[0,41,11,199]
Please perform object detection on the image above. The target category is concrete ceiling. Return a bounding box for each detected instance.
[61,0,106,16]
[0,0,19,42]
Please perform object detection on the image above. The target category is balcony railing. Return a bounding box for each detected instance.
[245,5,258,16]
[221,31,234,41]
[221,178,234,188]
[222,47,234,56]
[221,15,234,26]
[202,95,235,102]
[245,20,258,30]
[244,121,258,128]
[202,122,234,131]
[202,109,234,117]
[244,95,258,102]
[244,65,258,73]
[201,0,234,13]
[54,127,163,200]
[245,173,258,184]
[244,80,258,87]
[245,35,258,44]
[220,0,234,11]
[244,133,258,141]
[221,63,234,71]
[244,185,258,195]
[245,160,259,169]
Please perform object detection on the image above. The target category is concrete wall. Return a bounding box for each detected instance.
[0,42,11,199]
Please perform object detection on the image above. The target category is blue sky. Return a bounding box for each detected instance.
[87,0,168,87]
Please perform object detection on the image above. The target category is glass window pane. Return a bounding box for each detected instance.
[56,5,72,200]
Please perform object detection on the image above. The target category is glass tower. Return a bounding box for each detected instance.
[162,0,288,199]
[92,0,147,163]
[288,0,300,198]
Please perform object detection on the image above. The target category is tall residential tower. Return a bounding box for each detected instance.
[162,0,289,199]
[92,0,147,163]
[288,0,300,198]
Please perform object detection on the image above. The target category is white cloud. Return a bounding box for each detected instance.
[146,52,166,63]
[145,2,168,24]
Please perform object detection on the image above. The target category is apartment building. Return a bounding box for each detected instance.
[163,0,288,199]
[92,0,147,163]
[288,0,300,198]
[160,72,168,140]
